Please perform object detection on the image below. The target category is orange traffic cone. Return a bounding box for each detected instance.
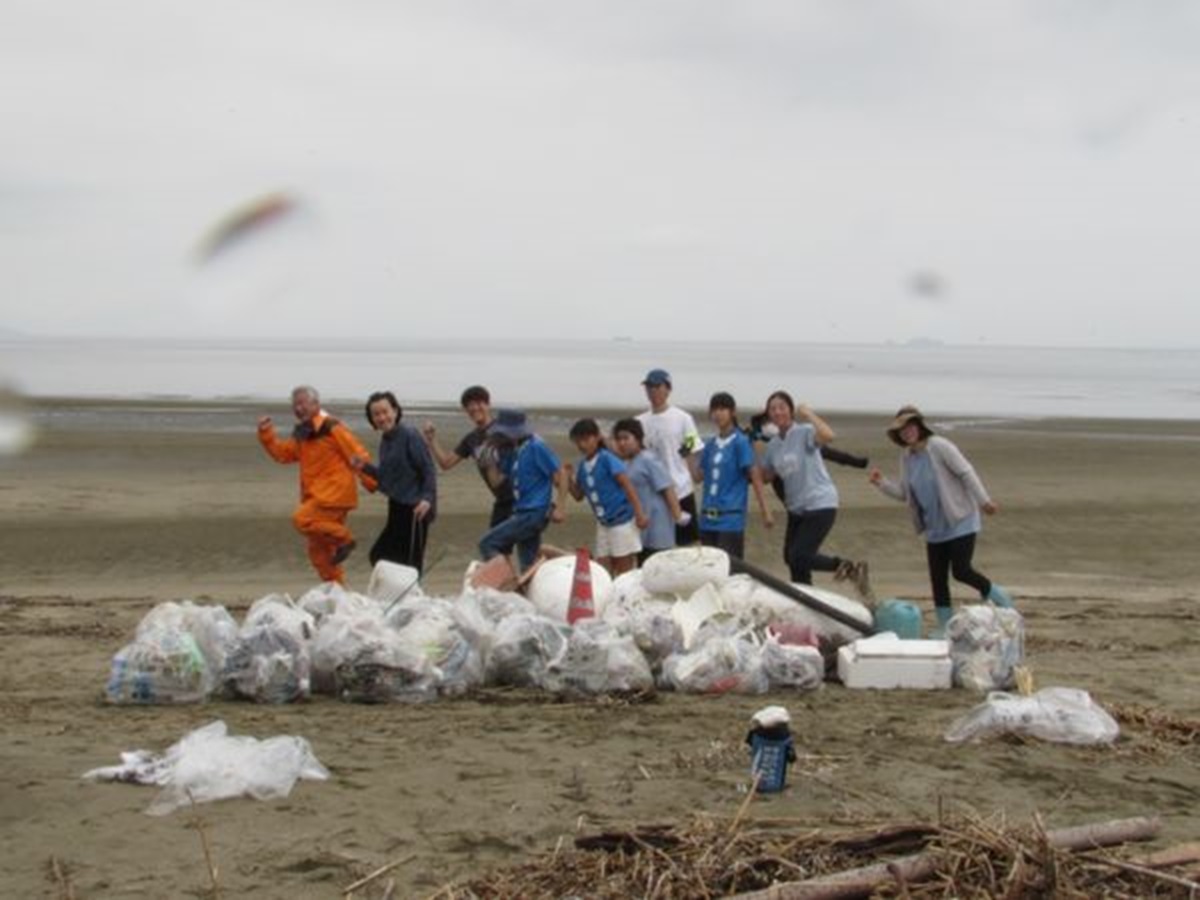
[567,547,595,624]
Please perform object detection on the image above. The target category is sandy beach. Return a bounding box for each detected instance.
[1,399,1198,898]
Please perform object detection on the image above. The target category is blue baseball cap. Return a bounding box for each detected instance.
[641,368,672,387]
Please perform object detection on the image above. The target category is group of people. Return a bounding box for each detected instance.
[257,370,1014,627]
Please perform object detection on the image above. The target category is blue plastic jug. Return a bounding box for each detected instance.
[873,598,923,639]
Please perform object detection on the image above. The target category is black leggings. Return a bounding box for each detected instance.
[926,532,991,608]
[784,508,842,584]
[370,500,431,574]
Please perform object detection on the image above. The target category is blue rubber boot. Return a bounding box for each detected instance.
[930,605,954,638]
[987,584,1015,608]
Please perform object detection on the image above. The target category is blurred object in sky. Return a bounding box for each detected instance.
[0,385,36,457]
[907,269,948,302]
[195,191,303,264]
[186,191,322,329]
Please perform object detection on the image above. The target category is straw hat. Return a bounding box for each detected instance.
[886,405,933,447]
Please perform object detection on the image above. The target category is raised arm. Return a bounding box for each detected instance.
[257,416,300,464]
[797,404,835,445]
[421,421,465,472]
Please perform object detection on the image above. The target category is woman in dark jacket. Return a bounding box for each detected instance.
[359,391,437,573]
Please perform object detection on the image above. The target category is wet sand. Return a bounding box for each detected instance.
[1,400,1198,898]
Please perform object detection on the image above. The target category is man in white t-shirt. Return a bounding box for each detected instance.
[637,368,702,545]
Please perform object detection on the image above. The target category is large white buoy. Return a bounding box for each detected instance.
[527,556,613,622]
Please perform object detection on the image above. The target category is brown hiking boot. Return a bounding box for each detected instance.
[852,560,875,603]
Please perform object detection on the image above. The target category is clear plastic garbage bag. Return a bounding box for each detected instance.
[485,614,571,687]
[135,601,238,674]
[106,628,211,705]
[759,633,824,690]
[947,605,1024,691]
[82,720,329,815]
[945,687,1120,746]
[538,621,654,695]
[661,635,768,695]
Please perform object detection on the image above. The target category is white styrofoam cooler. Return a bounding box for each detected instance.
[837,632,952,690]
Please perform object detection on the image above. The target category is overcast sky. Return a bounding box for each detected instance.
[3,1,1198,347]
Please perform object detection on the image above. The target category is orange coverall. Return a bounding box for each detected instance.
[258,413,376,583]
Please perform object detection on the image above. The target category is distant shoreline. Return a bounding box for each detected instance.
[20,395,1200,440]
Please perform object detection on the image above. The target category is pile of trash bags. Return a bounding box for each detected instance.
[105,548,870,705]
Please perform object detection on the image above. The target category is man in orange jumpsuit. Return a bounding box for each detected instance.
[258,385,375,583]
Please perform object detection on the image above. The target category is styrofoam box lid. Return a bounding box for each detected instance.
[852,634,949,659]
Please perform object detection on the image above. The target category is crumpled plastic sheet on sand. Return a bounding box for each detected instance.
[82,720,329,815]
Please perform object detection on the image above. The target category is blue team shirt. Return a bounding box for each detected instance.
[626,451,674,550]
[575,447,634,526]
[907,449,980,543]
[699,431,755,533]
[509,435,561,512]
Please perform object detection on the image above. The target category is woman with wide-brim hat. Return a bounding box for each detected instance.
[869,405,1014,634]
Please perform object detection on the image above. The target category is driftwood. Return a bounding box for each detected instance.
[342,854,416,897]
[185,790,220,898]
[1132,841,1200,869]
[729,815,1162,900]
[49,856,76,900]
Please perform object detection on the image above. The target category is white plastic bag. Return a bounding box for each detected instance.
[538,621,654,695]
[223,596,314,703]
[391,598,482,697]
[135,601,238,674]
[297,581,379,621]
[83,720,329,815]
[673,583,726,650]
[485,614,570,687]
[106,629,211,705]
[720,576,871,647]
[947,605,1024,691]
[640,546,730,596]
[309,608,389,695]
[623,601,683,671]
[661,635,768,695]
[945,687,1120,746]
[759,634,824,690]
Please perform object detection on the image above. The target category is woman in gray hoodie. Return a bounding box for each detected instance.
[869,406,1014,633]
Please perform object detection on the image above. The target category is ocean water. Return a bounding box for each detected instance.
[2,337,1198,420]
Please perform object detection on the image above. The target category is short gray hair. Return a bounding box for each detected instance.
[291,385,320,403]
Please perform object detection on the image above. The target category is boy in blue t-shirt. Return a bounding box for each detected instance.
[565,418,647,575]
[477,409,566,571]
[688,392,773,559]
